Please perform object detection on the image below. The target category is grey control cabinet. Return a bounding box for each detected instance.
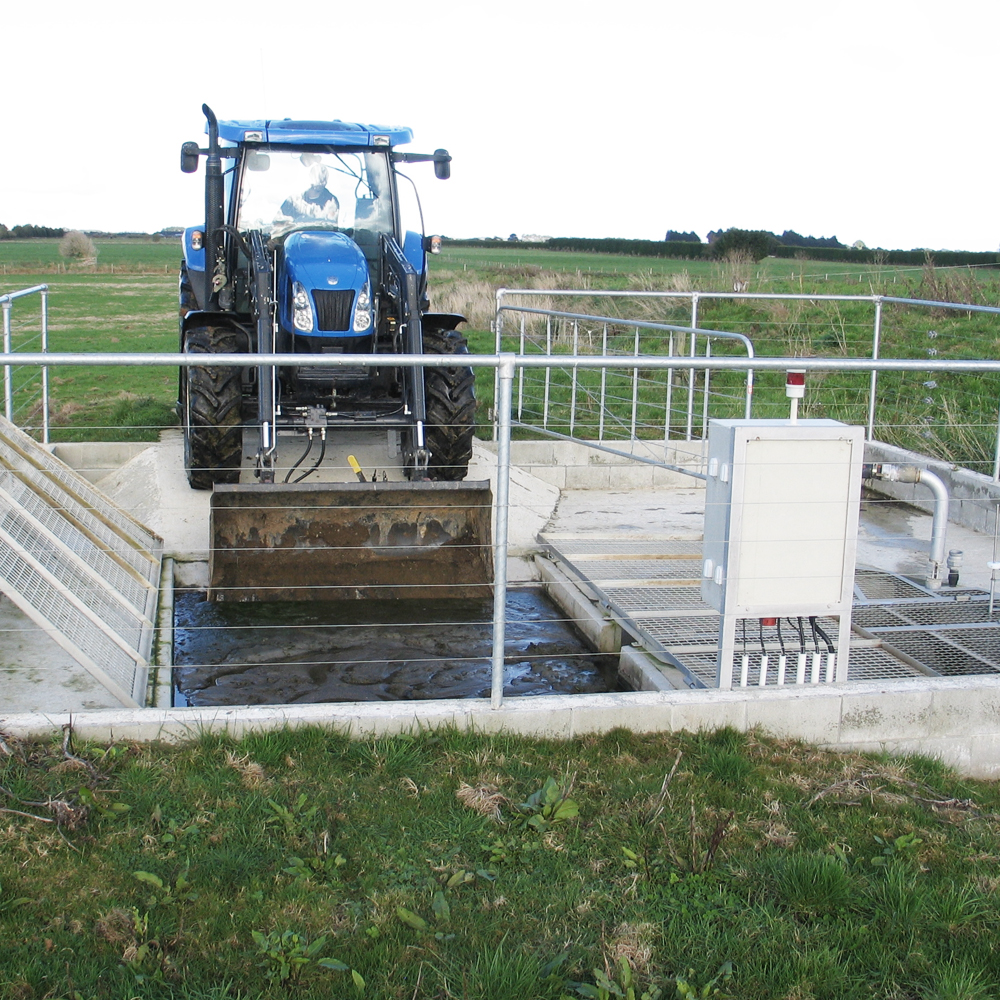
[701,419,864,689]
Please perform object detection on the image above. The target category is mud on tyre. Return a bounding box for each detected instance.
[183,325,244,490]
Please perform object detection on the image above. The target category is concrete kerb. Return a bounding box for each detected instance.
[5,675,1000,776]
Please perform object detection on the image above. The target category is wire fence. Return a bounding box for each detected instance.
[495,289,1000,479]
[5,336,1000,708]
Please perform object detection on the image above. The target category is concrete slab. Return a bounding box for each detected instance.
[96,431,211,557]
[543,486,706,537]
[0,596,120,712]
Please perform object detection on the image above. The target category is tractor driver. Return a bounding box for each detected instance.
[277,157,340,228]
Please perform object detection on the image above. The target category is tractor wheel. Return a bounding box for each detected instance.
[422,327,476,481]
[183,326,244,490]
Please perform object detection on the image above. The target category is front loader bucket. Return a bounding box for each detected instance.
[209,481,493,601]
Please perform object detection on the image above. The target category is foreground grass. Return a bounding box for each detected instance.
[2,726,999,999]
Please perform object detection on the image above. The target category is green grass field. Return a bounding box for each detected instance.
[2,725,1000,1000]
[1,239,998,470]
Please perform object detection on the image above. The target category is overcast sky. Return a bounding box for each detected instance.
[2,0,996,251]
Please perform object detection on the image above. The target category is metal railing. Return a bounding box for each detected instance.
[495,288,1000,480]
[9,348,1000,703]
[0,284,50,443]
[494,290,755,447]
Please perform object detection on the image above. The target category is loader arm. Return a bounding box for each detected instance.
[381,236,428,473]
[248,229,277,482]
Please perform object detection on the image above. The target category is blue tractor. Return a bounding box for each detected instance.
[178,106,491,601]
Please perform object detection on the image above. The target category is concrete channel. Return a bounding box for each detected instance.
[3,431,1000,777]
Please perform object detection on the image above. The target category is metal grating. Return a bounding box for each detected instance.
[868,600,992,626]
[603,585,715,614]
[935,627,1000,663]
[855,571,935,602]
[880,632,999,676]
[0,417,162,706]
[541,531,1000,689]
[848,645,928,680]
[574,558,703,583]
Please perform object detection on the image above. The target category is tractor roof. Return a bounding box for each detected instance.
[216,118,413,147]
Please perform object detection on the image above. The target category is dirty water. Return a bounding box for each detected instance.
[173,589,620,706]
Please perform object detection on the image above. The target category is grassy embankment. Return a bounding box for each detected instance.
[2,240,999,471]
[429,249,1000,474]
[2,725,1000,1000]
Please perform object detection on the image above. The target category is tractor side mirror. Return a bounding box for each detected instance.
[433,149,451,180]
[245,150,270,172]
[180,141,200,173]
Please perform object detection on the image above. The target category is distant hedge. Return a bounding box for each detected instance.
[442,237,999,268]
[770,246,999,267]
[443,237,706,259]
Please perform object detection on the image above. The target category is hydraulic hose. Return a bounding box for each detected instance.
[294,431,327,484]
[283,431,314,483]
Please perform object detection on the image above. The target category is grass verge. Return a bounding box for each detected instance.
[1,726,999,999]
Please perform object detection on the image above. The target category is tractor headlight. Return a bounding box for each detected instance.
[292,281,314,332]
[353,281,372,332]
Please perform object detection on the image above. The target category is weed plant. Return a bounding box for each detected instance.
[1,726,1000,999]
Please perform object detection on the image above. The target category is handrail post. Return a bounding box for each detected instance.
[993,403,1000,482]
[686,293,699,440]
[702,340,712,439]
[665,331,675,441]
[41,289,49,443]
[543,315,552,428]
[491,354,515,710]
[570,321,578,437]
[517,315,525,421]
[2,300,11,422]
[493,289,506,442]
[867,297,882,442]
[630,325,640,439]
[599,323,607,440]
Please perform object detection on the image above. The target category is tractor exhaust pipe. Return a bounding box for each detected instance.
[202,104,224,310]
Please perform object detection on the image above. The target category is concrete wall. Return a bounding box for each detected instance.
[49,442,152,484]
[4,675,1000,777]
[865,440,1000,535]
[478,439,706,490]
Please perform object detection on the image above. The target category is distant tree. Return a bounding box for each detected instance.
[779,230,846,249]
[10,224,64,239]
[59,230,98,261]
[664,230,701,243]
[0,224,8,240]
[709,228,778,261]
[508,233,518,242]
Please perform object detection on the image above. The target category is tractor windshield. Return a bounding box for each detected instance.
[236,148,395,239]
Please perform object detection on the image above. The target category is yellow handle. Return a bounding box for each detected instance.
[347,455,366,482]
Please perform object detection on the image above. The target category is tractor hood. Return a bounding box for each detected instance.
[281,230,372,337]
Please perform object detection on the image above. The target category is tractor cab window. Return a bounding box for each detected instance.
[236,148,394,240]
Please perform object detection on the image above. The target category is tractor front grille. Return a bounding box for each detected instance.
[297,365,370,384]
[313,289,354,332]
